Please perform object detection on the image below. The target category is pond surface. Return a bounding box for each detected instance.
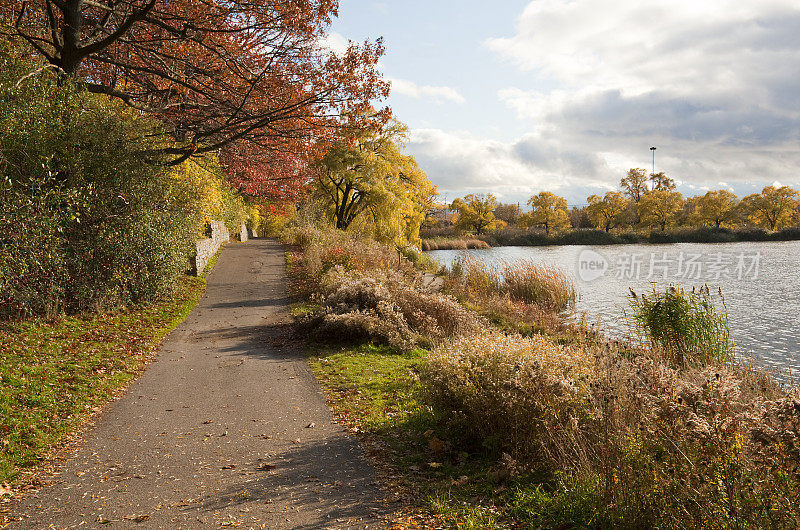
[427,242,800,378]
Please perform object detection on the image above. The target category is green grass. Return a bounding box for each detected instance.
[306,344,604,528]
[627,284,734,366]
[0,273,207,487]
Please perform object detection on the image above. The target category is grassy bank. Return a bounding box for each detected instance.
[0,266,212,498]
[307,343,614,527]
[422,226,800,248]
[287,225,799,527]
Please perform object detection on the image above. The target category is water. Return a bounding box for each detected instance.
[427,242,800,378]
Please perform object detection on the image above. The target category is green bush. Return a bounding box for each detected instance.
[0,42,203,317]
[627,285,734,365]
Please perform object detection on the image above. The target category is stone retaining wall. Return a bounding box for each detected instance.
[193,220,230,274]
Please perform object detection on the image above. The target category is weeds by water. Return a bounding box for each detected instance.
[286,224,800,528]
[457,255,576,312]
[627,284,734,366]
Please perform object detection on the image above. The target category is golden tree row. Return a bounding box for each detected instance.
[444,169,800,235]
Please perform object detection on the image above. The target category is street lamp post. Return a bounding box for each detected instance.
[650,146,657,175]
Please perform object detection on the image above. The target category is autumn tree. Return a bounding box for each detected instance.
[451,194,501,235]
[524,192,570,235]
[494,203,521,225]
[636,190,685,231]
[4,0,389,198]
[586,192,631,232]
[740,186,800,230]
[313,120,436,245]
[689,190,739,228]
[567,206,591,229]
[649,172,676,191]
[620,168,649,202]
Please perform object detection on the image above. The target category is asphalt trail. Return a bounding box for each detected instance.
[10,239,386,529]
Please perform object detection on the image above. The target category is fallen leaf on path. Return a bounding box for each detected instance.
[428,437,445,453]
[452,475,469,486]
[427,462,441,469]
[123,514,150,522]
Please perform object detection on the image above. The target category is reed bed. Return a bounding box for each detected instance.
[628,285,734,366]
[421,238,490,251]
[457,254,576,312]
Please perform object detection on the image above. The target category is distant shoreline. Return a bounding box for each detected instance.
[422,226,800,249]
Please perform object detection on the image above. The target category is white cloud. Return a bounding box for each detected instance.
[408,128,614,205]
[437,0,800,198]
[389,78,466,104]
[486,0,798,101]
[318,32,349,55]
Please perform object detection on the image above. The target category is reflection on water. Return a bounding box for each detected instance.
[428,241,800,379]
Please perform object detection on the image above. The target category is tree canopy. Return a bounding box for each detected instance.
[3,0,389,200]
[741,186,800,230]
[451,194,501,235]
[620,168,649,203]
[524,192,570,234]
[312,120,435,245]
[636,190,684,231]
[689,190,739,228]
[586,192,631,232]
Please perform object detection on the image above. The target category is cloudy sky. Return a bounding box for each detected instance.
[329,0,800,206]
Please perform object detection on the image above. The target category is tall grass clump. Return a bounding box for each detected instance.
[422,332,593,460]
[501,261,576,312]
[422,331,799,528]
[421,238,490,251]
[456,255,576,312]
[628,285,734,366]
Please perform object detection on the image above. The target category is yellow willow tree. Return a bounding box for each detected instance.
[740,186,800,230]
[586,191,631,232]
[524,191,570,234]
[636,190,685,231]
[620,168,649,203]
[689,190,740,228]
[451,193,502,235]
[313,120,436,246]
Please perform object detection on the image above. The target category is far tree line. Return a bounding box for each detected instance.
[433,169,800,235]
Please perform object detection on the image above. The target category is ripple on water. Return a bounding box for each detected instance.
[427,241,800,380]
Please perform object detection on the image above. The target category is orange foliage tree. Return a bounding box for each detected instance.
[4,0,390,200]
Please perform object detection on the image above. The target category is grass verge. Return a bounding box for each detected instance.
[0,262,214,497]
[307,344,601,528]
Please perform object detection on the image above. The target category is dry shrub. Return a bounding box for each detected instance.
[422,333,800,527]
[423,332,595,463]
[306,267,477,351]
[283,224,417,298]
[285,224,477,350]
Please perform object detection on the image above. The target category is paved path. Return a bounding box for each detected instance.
[10,239,386,529]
